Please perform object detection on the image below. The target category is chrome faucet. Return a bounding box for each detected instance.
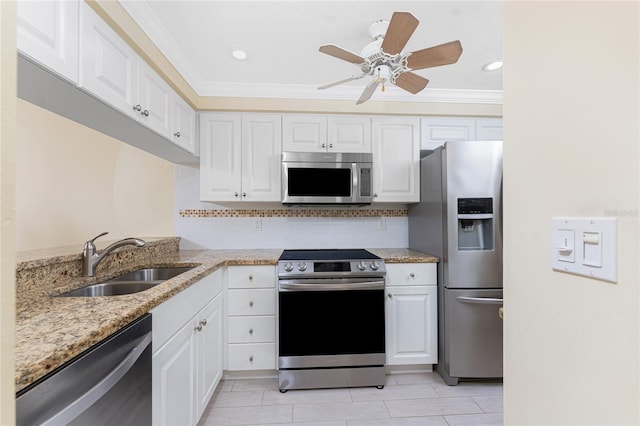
[82,232,146,277]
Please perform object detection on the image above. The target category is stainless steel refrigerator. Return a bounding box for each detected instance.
[408,140,503,386]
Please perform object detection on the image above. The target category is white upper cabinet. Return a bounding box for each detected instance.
[137,60,173,139]
[283,115,371,153]
[200,113,281,202]
[172,96,197,155]
[79,1,137,119]
[200,113,242,201]
[372,117,420,203]
[17,0,79,84]
[421,117,503,150]
[240,114,283,201]
[476,118,504,141]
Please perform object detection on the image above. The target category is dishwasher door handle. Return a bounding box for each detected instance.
[456,296,504,305]
[42,332,152,426]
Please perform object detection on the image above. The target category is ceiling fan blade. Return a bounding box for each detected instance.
[406,40,463,70]
[394,72,429,94]
[356,79,380,105]
[319,44,365,64]
[380,11,419,55]
[318,75,365,90]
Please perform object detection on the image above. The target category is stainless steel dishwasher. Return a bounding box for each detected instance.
[16,314,152,426]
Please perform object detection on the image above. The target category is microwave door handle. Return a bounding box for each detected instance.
[352,162,358,202]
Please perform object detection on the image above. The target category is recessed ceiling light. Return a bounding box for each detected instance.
[483,60,503,71]
[232,50,247,60]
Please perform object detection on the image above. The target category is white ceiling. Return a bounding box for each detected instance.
[120,1,503,103]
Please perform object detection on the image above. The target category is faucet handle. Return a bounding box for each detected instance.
[84,232,108,249]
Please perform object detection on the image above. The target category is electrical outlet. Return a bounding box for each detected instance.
[378,217,386,230]
[253,218,262,231]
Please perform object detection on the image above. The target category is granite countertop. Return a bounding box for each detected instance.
[15,244,436,392]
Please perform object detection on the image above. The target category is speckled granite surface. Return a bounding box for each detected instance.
[15,241,437,392]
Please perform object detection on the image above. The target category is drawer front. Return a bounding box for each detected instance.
[227,289,276,316]
[227,343,276,370]
[386,263,436,286]
[228,316,276,343]
[227,265,276,289]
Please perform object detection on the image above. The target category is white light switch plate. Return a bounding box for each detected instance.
[551,217,617,282]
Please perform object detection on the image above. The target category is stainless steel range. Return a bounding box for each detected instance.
[277,249,386,392]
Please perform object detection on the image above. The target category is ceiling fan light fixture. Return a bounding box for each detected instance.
[483,60,503,71]
[231,49,247,60]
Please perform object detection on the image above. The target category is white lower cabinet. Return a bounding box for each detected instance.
[226,265,277,371]
[151,270,223,426]
[385,263,438,365]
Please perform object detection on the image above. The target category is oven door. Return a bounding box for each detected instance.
[278,280,385,369]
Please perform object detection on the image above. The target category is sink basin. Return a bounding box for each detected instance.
[58,266,194,297]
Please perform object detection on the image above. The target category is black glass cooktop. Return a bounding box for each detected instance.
[279,249,380,261]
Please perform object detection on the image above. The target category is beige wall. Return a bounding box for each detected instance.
[504,1,639,424]
[16,100,175,251]
[0,1,16,423]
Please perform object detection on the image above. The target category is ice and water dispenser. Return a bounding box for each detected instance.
[457,198,494,251]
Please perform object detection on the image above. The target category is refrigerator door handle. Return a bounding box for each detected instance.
[456,296,504,305]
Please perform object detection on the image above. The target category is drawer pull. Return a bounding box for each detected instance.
[200,319,207,327]
[249,355,254,362]
[249,275,253,280]
[249,328,254,335]
[249,301,254,307]
[409,272,415,278]
[388,293,393,299]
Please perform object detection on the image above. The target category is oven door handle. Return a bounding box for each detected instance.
[279,279,385,291]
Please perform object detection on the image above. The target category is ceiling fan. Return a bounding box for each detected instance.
[318,11,463,105]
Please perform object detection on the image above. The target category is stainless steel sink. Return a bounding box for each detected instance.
[58,266,194,297]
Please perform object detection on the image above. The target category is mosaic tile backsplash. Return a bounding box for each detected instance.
[174,165,411,250]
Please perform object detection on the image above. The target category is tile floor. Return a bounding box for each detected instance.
[198,372,503,426]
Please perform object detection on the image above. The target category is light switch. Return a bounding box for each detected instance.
[582,231,602,267]
[557,229,575,263]
[551,217,617,283]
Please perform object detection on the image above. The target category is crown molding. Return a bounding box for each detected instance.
[196,82,503,104]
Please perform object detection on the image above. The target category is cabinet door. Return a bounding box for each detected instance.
[421,117,476,151]
[328,116,371,153]
[476,118,503,141]
[282,115,327,152]
[372,117,420,202]
[194,294,223,420]
[79,2,137,119]
[17,0,79,83]
[137,61,172,139]
[241,114,282,201]
[200,113,242,201]
[385,286,437,365]
[172,95,197,154]
[153,321,196,426]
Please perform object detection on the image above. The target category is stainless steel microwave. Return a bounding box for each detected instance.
[281,151,374,205]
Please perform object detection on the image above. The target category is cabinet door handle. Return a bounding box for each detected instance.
[141,109,150,117]
[174,131,181,138]
[133,104,142,112]
[329,143,333,148]
[321,143,326,148]
[200,319,207,327]
[234,192,239,197]
[387,293,393,299]
[249,328,254,335]
[242,192,247,197]
[374,193,378,198]
[194,324,203,332]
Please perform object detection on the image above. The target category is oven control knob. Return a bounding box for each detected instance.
[357,261,367,271]
[283,262,294,272]
[297,262,307,272]
[370,261,380,271]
